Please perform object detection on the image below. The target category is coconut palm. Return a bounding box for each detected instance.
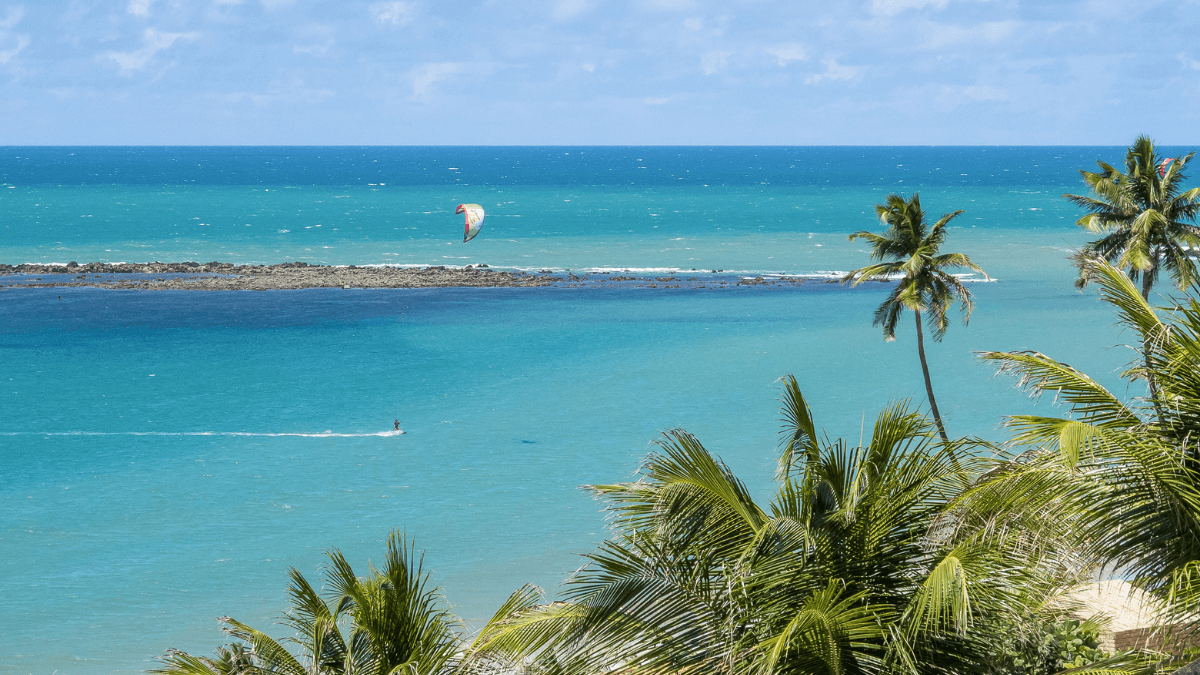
[479,377,1052,675]
[1067,136,1200,299]
[974,257,1200,635]
[844,193,988,443]
[152,531,539,675]
[1066,137,1200,413]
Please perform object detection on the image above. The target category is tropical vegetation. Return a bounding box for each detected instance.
[159,139,1200,675]
[470,375,1168,675]
[1066,136,1200,411]
[973,257,1200,630]
[153,531,538,675]
[1067,136,1200,300]
[986,617,1107,675]
[843,192,988,443]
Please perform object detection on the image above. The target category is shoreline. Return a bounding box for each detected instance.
[0,261,846,291]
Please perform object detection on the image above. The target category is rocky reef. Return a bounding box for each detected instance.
[0,261,552,290]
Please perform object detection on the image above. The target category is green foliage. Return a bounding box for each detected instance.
[976,258,1200,638]
[478,378,1062,675]
[151,531,538,675]
[844,192,987,341]
[983,617,1107,675]
[1066,135,1200,298]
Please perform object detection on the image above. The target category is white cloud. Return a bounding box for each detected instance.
[0,6,27,66]
[918,83,1009,111]
[410,62,464,102]
[1179,53,1200,71]
[127,0,156,16]
[370,1,416,26]
[261,0,296,8]
[635,0,699,12]
[292,23,336,55]
[871,0,949,15]
[0,6,23,30]
[804,57,864,84]
[767,43,807,66]
[700,50,732,75]
[553,0,592,21]
[103,28,199,74]
[918,20,1019,49]
[681,15,729,37]
[0,34,27,64]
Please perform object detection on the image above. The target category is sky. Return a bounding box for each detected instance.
[0,0,1198,145]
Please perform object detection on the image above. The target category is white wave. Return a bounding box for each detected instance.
[348,265,999,282]
[0,430,405,437]
[760,271,846,279]
[743,271,997,283]
[573,266,688,274]
[508,266,789,275]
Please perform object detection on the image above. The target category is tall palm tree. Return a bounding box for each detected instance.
[153,531,539,675]
[479,377,1057,675]
[843,193,988,443]
[1066,136,1200,413]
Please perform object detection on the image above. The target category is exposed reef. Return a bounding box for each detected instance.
[0,261,853,291]
[0,261,549,290]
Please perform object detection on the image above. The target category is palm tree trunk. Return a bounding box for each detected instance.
[1141,273,1166,427]
[915,310,950,443]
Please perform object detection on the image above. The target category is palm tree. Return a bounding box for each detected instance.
[1066,136,1200,413]
[974,257,1200,638]
[1066,136,1200,300]
[843,193,988,443]
[479,377,1058,675]
[153,531,539,675]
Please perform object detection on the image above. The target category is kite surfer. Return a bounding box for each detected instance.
[394,419,400,431]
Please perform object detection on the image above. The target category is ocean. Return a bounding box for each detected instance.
[0,147,1160,674]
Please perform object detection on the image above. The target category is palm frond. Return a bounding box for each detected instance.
[221,617,308,675]
[590,429,769,545]
[778,375,820,480]
[750,580,887,675]
[978,350,1141,428]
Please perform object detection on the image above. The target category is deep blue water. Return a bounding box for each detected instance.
[0,147,1163,674]
[0,146,1129,187]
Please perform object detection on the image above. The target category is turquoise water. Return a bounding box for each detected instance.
[0,147,1165,674]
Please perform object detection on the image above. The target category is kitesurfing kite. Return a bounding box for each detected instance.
[456,203,485,242]
[1160,157,1176,178]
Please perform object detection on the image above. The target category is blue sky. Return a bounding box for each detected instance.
[0,0,1197,144]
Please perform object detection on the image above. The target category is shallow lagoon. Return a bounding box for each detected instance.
[2,279,1132,674]
[0,146,1160,674]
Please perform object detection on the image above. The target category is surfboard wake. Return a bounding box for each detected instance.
[0,430,405,437]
